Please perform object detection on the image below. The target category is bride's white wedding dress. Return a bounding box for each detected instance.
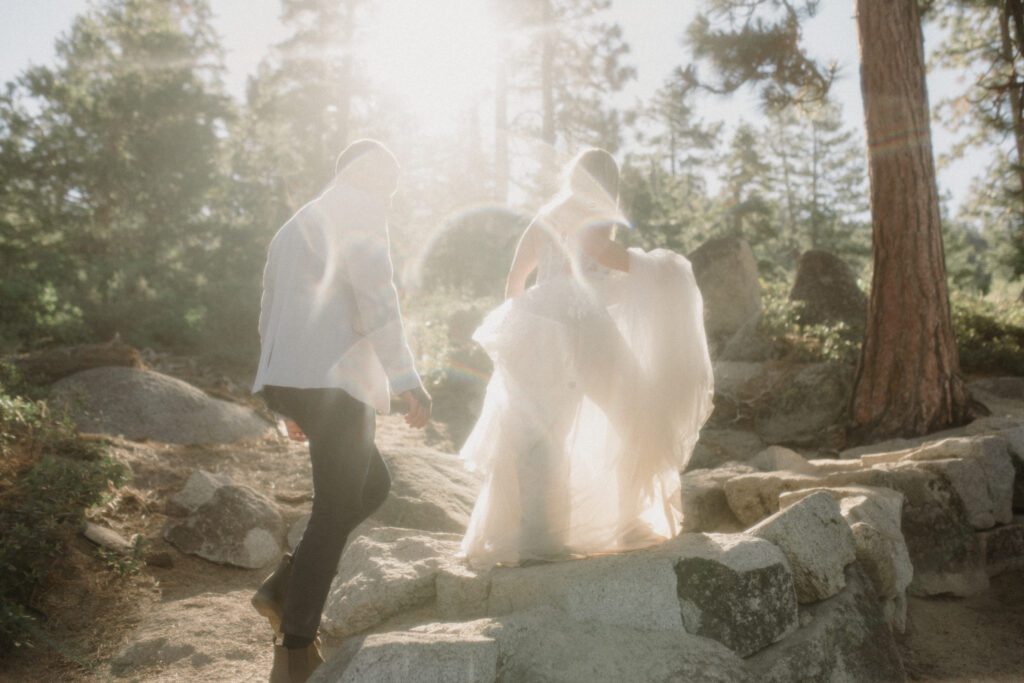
[459,194,714,568]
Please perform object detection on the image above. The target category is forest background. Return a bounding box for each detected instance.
[0,0,1022,403]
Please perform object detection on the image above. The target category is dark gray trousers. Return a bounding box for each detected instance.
[262,386,391,640]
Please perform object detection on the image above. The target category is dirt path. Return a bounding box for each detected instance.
[898,569,1024,682]
[0,413,452,683]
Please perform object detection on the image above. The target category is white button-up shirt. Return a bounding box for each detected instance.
[252,181,423,413]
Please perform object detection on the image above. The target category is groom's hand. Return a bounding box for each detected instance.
[400,387,432,429]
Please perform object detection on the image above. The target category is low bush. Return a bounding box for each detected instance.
[952,292,1024,376]
[0,379,127,650]
[755,281,862,365]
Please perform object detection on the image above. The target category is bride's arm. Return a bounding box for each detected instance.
[505,221,541,299]
[581,223,630,273]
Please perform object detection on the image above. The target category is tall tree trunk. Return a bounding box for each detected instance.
[492,0,510,203]
[540,0,555,147]
[537,0,557,192]
[850,0,970,440]
[494,38,510,203]
[1000,0,1024,195]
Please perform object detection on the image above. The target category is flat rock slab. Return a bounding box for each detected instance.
[53,367,271,444]
[486,553,684,632]
[749,492,857,603]
[314,624,499,683]
[314,612,750,683]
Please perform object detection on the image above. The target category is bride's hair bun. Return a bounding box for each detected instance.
[569,148,619,202]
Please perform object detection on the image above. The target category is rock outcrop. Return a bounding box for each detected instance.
[164,471,285,569]
[689,237,762,345]
[53,367,272,444]
[788,250,867,329]
[748,492,857,603]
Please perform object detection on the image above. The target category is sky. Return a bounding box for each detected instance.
[0,1,987,211]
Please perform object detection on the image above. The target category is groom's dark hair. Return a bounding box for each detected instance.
[335,139,397,175]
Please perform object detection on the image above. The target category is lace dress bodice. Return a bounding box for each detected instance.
[534,197,611,286]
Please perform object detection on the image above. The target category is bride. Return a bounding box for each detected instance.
[459,149,714,568]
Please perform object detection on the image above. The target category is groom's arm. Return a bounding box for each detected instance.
[342,220,425,398]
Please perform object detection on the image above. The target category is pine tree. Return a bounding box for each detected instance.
[764,101,871,267]
[933,0,1024,282]
[621,68,720,253]
[0,0,232,346]
[686,0,970,440]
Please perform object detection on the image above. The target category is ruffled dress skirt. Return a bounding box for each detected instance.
[459,248,714,568]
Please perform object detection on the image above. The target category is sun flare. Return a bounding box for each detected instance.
[357,0,498,137]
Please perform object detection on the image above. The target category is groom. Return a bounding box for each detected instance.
[251,139,431,683]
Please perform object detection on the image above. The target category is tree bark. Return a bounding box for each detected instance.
[540,0,556,147]
[849,0,970,441]
[1000,0,1024,196]
[494,25,510,203]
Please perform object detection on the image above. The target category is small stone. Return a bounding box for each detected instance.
[164,484,285,569]
[83,522,133,554]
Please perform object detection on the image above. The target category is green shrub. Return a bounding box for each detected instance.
[951,292,1024,375]
[756,281,862,365]
[0,385,127,649]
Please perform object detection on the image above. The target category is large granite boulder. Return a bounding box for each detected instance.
[315,621,500,683]
[780,485,913,630]
[321,529,799,661]
[752,362,852,447]
[312,547,904,683]
[481,533,799,658]
[823,463,989,597]
[788,250,867,329]
[485,553,684,632]
[321,527,462,638]
[858,436,1014,529]
[53,367,272,444]
[373,447,482,533]
[720,314,779,363]
[968,376,1024,418]
[666,533,798,656]
[748,492,857,603]
[689,237,762,345]
[163,475,285,569]
[745,564,906,682]
[312,612,750,683]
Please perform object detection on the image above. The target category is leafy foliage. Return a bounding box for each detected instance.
[951,291,1024,375]
[0,382,128,649]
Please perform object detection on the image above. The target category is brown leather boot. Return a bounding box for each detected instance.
[269,641,324,683]
[252,553,292,635]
